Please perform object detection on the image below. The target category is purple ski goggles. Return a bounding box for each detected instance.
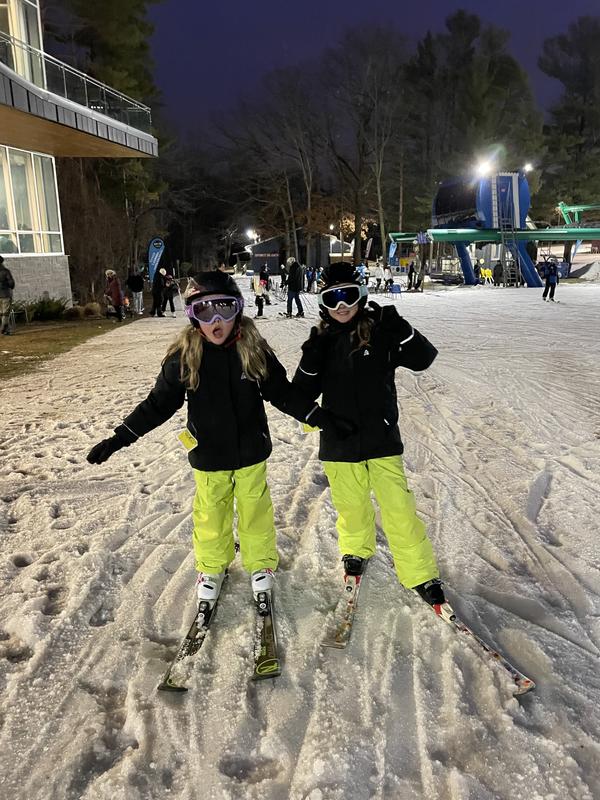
[185,295,244,325]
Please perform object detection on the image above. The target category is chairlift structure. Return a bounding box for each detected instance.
[389,173,600,287]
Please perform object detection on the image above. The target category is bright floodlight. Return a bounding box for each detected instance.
[329,223,335,231]
[246,228,257,240]
[475,160,493,177]
[523,163,533,173]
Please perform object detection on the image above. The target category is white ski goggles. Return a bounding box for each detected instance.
[318,283,368,311]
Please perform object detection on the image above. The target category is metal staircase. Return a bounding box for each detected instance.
[492,173,522,286]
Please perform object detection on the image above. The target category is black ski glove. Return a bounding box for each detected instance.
[86,425,136,464]
[308,406,356,439]
[368,301,412,337]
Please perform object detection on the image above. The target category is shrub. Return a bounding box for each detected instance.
[83,302,102,317]
[30,297,68,321]
[63,305,85,320]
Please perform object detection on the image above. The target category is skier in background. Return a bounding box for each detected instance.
[86,271,350,606]
[292,262,446,606]
[285,257,304,317]
[540,260,559,302]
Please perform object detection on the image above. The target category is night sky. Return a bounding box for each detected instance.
[149,0,598,131]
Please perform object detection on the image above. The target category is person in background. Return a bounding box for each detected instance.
[162,272,178,318]
[492,261,503,287]
[259,264,272,306]
[540,260,560,302]
[150,267,166,317]
[285,257,304,318]
[86,270,348,607]
[104,270,124,321]
[292,262,446,607]
[373,260,385,292]
[384,265,394,291]
[253,273,265,318]
[0,255,15,335]
[126,265,144,315]
[407,261,416,290]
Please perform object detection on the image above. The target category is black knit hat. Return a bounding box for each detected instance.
[184,270,242,304]
[320,262,360,288]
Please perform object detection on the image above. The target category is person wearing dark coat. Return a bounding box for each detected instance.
[285,257,304,317]
[292,261,445,607]
[492,261,503,287]
[540,261,559,302]
[0,255,15,335]
[150,268,166,316]
[126,267,145,315]
[407,261,415,290]
[86,270,346,606]
[162,273,178,317]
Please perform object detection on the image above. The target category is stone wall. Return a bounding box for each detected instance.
[2,255,72,306]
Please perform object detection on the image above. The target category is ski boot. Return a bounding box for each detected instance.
[413,578,445,606]
[342,554,367,576]
[252,568,274,616]
[196,572,225,605]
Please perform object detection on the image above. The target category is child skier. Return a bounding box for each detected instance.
[87,270,350,606]
[292,262,445,606]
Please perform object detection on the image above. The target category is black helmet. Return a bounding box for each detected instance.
[320,262,360,289]
[184,270,242,304]
[318,262,367,323]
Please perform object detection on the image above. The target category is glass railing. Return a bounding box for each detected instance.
[0,31,152,133]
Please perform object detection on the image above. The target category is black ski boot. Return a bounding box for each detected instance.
[342,554,367,576]
[413,578,445,606]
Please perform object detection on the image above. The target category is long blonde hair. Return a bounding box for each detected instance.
[319,311,373,353]
[164,317,272,390]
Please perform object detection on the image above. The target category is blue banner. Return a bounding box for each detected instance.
[148,237,165,281]
[388,241,397,260]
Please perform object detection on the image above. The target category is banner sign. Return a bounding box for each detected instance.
[148,237,165,281]
[388,241,397,260]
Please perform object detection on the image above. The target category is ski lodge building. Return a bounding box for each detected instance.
[0,0,157,302]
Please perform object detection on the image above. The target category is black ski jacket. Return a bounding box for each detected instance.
[120,341,315,471]
[287,261,303,292]
[292,304,437,462]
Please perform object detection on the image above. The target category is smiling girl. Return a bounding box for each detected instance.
[293,263,446,607]
[87,270,348,606]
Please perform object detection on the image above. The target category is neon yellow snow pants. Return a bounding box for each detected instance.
[192,461,277,574]
[323,455,438,588]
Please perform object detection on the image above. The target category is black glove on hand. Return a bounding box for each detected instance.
[86,436,125,464]
[86,425,136,464]
[368,301,412,337]
[309,406,356,439]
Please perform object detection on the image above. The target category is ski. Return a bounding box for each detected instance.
[157,578,226,693]
[431,601,536,695]
[252,590,281,680]
[322,569,366,649]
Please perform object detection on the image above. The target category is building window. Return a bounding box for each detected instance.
[1,0,44,87]
[0,144,63,255]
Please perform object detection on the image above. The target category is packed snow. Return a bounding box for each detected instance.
[0,281,599,800]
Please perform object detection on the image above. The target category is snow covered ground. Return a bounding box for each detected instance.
[0,281,599,800]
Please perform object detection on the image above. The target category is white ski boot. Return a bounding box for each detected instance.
[251,568,274,600]
[196,572,225,604]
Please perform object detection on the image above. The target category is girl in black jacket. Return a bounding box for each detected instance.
[87,271,345,606]
[293,263,446,606]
